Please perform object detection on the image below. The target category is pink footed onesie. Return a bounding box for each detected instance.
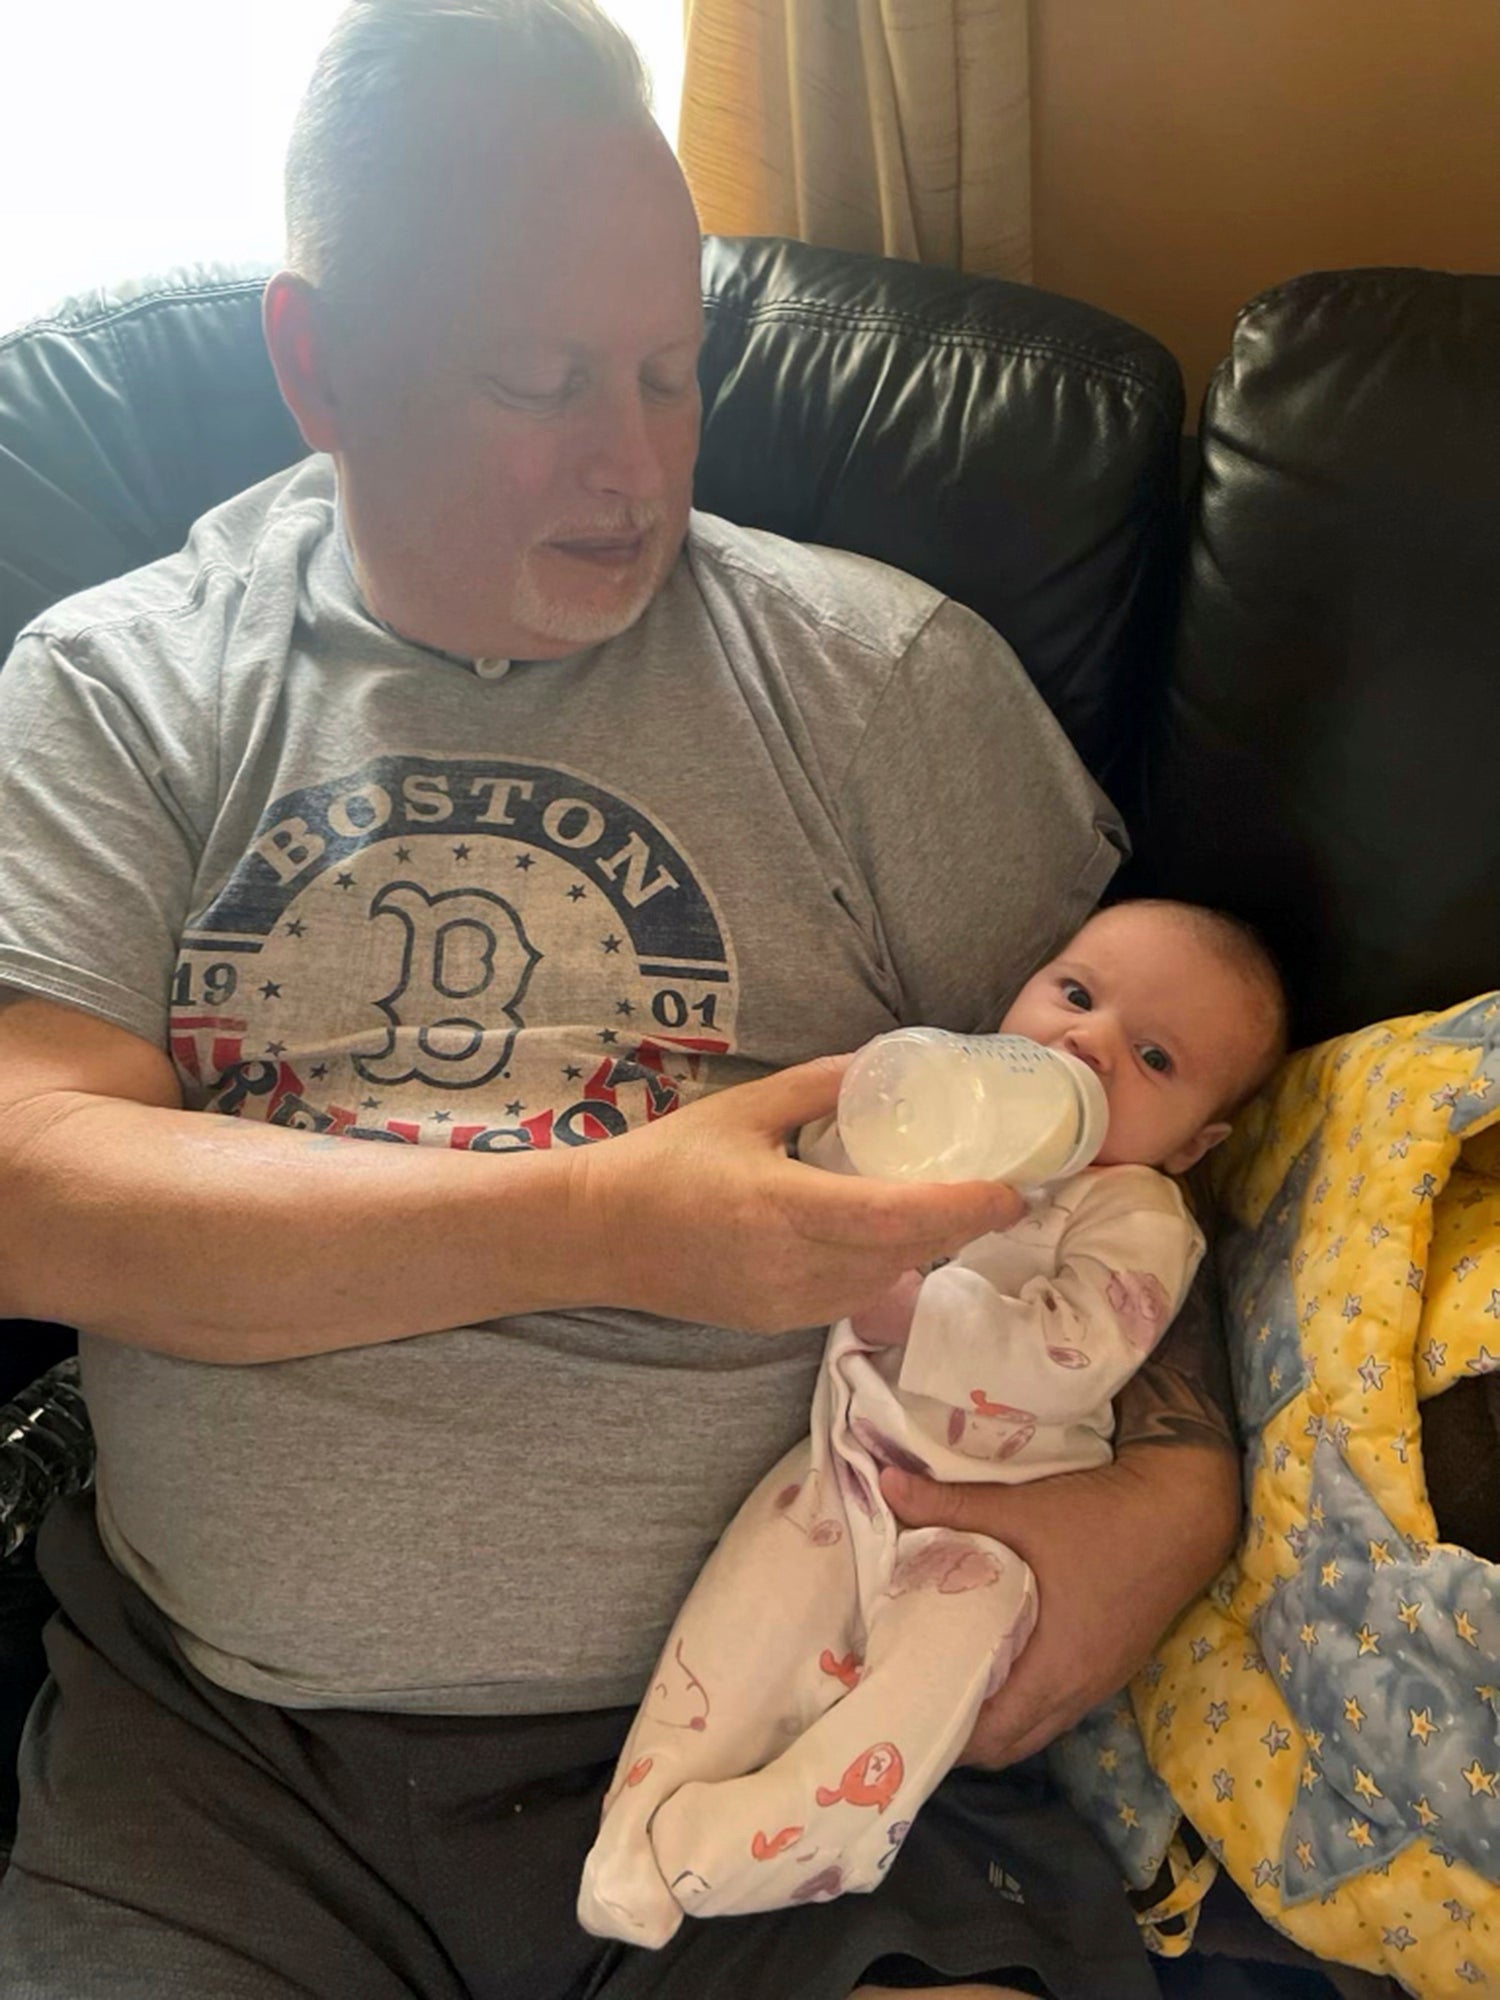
[579,1161,1203,1946]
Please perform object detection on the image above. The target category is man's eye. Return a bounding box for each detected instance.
[486,371,580,407]
[1140,1045,1172,1075]
[642,371,696,401]
[1062,982,1091,1010]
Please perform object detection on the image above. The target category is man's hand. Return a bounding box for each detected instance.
[575,1057,1024,1337]
[850,1268,923,1347]
[880,1437,1240,1766]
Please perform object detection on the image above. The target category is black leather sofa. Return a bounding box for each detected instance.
[1,240,1496,1994]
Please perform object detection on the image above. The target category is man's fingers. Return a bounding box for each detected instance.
[962,1684,1067,1770]
[879,1466,997,1534]
[805,1171,1024,1254]
[736,1054,853,1136]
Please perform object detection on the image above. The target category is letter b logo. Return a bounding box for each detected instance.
[356,883,541,1088]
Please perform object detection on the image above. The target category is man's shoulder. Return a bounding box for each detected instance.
[684,511,949,660]
[20,455,331,656]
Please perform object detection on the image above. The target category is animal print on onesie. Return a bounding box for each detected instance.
[578,1161,1203,1946]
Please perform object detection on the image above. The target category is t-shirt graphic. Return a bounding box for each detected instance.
[168,756,737,1150]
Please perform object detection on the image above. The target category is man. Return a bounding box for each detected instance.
[0,4,1238,1995]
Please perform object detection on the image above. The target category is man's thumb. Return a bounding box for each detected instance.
[744,1053,854,1135]
[880,1466,974,1531]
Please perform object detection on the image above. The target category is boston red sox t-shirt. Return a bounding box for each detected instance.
[0,454,1122,1711]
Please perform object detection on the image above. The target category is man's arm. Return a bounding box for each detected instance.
[882,1433,1239,1767]
[1111,1196,1238,1451]
[0,991,1025,1364]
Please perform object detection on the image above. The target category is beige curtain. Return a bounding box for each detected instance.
[678,0,1031,281]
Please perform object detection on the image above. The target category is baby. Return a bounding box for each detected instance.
[579,898,1287,1948]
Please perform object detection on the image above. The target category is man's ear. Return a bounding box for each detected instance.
[1162,1120,1233,1177]
[263,272,342,454]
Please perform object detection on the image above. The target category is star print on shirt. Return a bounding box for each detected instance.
[176,753,738,1158]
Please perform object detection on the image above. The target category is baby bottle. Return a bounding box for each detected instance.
[835,1028,1109,1189]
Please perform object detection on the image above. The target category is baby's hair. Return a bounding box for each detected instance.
[1107,897,1290,1110]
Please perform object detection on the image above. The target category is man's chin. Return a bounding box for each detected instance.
[511,555,670,654]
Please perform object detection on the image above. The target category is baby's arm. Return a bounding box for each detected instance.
[896,1168,1205,1424]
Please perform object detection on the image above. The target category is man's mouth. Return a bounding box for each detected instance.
[547,533,648,567]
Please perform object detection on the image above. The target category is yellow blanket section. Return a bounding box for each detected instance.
[1136,995,1500,1997]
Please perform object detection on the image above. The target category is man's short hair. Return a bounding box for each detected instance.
[285,0,653,310]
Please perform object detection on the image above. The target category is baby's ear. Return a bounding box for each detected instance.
[1162,1120,1233,1176]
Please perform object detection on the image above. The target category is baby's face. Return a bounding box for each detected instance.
[999,906,1270,1174]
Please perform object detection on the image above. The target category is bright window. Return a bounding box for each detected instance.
[0,2,684,334]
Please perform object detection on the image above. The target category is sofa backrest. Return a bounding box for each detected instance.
[695,237,1184,805]
[0,268,304,642]
[1143,269,1500,1045]
[5,250,1494,1054]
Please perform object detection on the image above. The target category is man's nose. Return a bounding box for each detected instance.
[580,387,667,501]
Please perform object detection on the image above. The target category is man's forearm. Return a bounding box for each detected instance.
[1113,1211,1238,1453]
[1113,1433,1242,1605]
[0,1000,1026,1367]
[3,1095,585,1362]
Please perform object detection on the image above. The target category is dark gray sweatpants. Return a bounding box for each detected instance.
[0,1497,1160,2000]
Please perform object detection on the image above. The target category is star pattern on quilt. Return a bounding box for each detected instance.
[1256,1440,1500,1904]
[1420,995,1500,1133]
[1218,1138,1321,1434]
[1047,1691,1181,1890]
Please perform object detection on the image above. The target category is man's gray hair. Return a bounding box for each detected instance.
[285,0,653,306]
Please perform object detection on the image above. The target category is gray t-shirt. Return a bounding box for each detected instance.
[0,455,1123,1712]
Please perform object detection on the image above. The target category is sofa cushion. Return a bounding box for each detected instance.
[1143,268,1500,1046]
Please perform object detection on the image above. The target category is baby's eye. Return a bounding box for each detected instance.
[1140,1044,1173,1075]
[1062,981,1091,1010]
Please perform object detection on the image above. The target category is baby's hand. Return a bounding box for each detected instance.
[851,1268,923,1347]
